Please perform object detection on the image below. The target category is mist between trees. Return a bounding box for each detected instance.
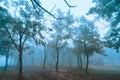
[0,0,120,80]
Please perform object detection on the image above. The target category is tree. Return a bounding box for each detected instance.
[0,29,13,71]
[43,45,47,69]
[66,47,75,69]
[88,0,120,52]
[51,9,69,71]
[73,39,83,69]
[78,16,105,74]
[51,8,74,71]
[0,3,44,80]
[105,27,120,52]
[0,6,14,70]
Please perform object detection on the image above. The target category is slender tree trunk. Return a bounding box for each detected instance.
[19,49,23,80]
[4,48,10,71]
[16,59,19,70]
[56,47,59,71]
[84,40,89,74]
[43,46,47,69]
[4,53,9,71]
[50,56,53,66]
[43,56,47,69]
[76,53,80,69]
[85,53,89,74]
[79,52,82,69]
[84,55,86,67]
[76,44,80,69]
[69,53,72,69]
[61,56,64,67]
[43,54,47,70]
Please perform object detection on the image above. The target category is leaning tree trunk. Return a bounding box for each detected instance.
[18,48,23,80]
[43,46,47,69]
[76,53,80,69]
[56,47,59,71]
[85,53,89,74]
[43,52,47,69]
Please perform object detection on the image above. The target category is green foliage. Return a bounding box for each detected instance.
[0,6,14,56]
[76,16,105,56]
[2,1,44,45]
[89,0,120,26]
[0,0,45,57]
[51,9,74,48]
[105,27,120,52]
[89,0,120,52]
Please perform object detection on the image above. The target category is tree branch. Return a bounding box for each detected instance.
[4,27,19,51]
[64,0,76,8]
[30,0,73,19]
[21,22,29,50]
[50,4,56,13]
[30,0,41,16]
[31,0,57,19]
[22,35,27,50]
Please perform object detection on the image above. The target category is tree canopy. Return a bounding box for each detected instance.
[89,0,120,52]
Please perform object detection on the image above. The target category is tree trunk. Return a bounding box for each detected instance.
[69,53,72,69]
[19,49,23,80]
[79,52,82,69]
[43,56,47,69]
[76,53,80,69]
[61,55,64,67]
[16,59,19,70]
[84,40,89,74]
[4,48,10,71]
[84,55,86,67]
[56,47,59,71]
[85,53,89,74]
[4,53,9,71]
[43,46,47,69]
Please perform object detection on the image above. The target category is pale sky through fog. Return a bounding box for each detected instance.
[40,0,94,17]
[40,0,109,39]
[0,0,109,39]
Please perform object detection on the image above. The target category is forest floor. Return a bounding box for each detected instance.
[0,66,120,80]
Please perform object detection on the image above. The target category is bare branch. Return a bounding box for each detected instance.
[30,0,71,19]
[64,0,76,8]
[30,0,40,16]
[31,0,57,19]
[50,4,56,13]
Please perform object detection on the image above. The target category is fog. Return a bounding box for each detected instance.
[0,0,120,80]
[1,46,120,70]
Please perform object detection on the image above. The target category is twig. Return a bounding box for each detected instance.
[64,0,76,8]
[31,0,57,19]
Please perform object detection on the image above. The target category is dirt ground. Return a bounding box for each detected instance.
[0,68,120,80]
